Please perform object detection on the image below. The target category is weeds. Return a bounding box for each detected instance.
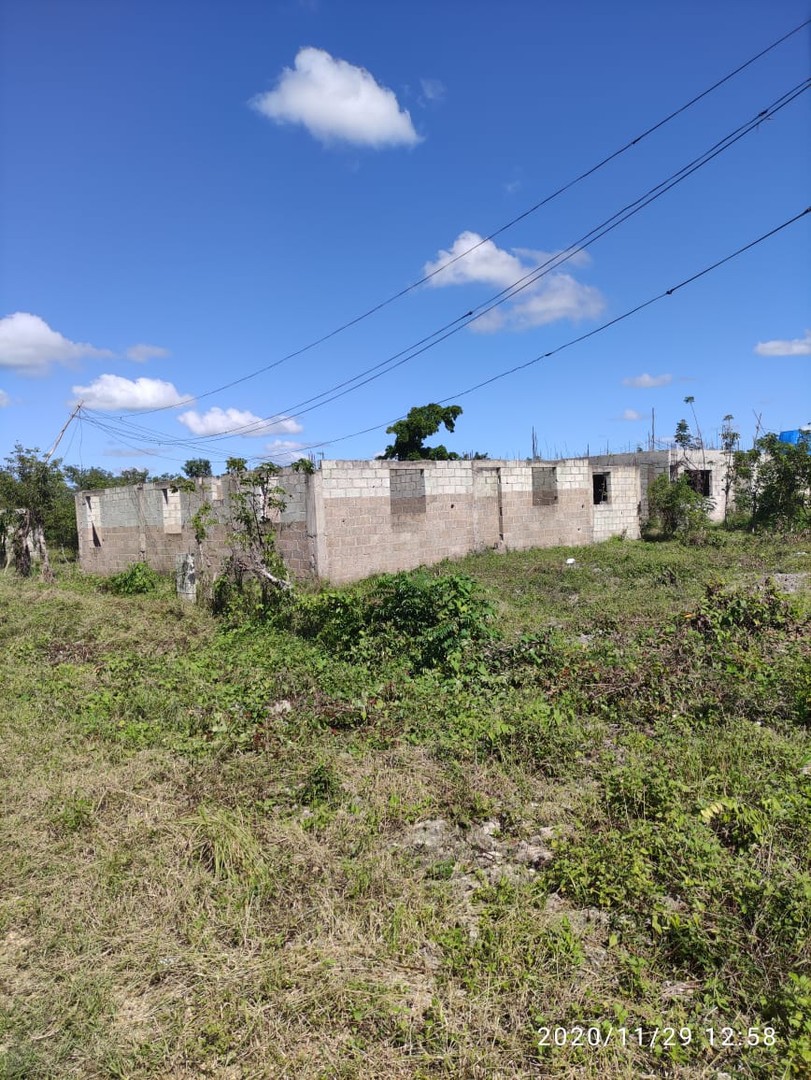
[1,535,809,1078]
[293,570,496,673]
[105,560,159,595]
[686,578,793,639]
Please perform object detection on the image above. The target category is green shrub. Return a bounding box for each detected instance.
[106,561,159,595]
[293,570,496,673]
[293,589,367,652]
[686,580,792,640]
[646,473,713,541]
[766,973,811,1077]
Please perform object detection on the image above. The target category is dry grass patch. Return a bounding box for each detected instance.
[1,542,808,1078]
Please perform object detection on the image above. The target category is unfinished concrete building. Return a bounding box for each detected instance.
[75,450,730,585]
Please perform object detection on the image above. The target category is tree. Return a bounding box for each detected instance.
[225,457,247,475]
[674,419,693,450]
[674,419,698,451]
[211,462,291,618]
[183,458,212,478]
[64,465,119,490]
[720,414,740,524]
[732,433,811,530]
[646,472,713,541]
[380,404,464,461]
[683,396,705,452]
[0,445,76,576]
[118,468,149,485]
[63,465,151,489]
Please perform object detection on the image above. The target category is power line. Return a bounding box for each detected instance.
[77,403,308,467]
[274,207,811,458]
[179,79,811,443]
[88,79,810,450]
[80,207,810,465]
[117,16,811,420]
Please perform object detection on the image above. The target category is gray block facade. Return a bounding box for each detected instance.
[75,450,732,585]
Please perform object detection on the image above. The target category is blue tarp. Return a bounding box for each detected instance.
[778,429,810,446]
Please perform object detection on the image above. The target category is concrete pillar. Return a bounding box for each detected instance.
[175,553,196,602]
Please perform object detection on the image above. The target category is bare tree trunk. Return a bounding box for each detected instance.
[39,536,55,584]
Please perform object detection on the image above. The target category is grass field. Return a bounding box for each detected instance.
[1,534,809,1079]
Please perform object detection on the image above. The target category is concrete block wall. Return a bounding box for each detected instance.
[588,449,731,523]
[591,465,642,541]
[77,483,221,575]
[677,449,730,523]
[77,454,696,586]
[78,486,153,574]
[317,458,638,584]
[498,460,594,551]
[76,472,317,580]
[318,460,479,583]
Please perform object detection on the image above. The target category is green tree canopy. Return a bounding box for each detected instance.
[0,445,77,572]
[733,433,811,530]
[64,465,118,490]
[183,458,213,478]
[118,468,150,486]
[674,419,697,450]
[380,404,464,461]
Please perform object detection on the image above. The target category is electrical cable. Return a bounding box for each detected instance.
[268,206,811,458]
[115,17,811,419]
[87,80,810,451]
[178,79,811,443]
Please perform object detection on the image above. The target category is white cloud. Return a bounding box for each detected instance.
[619,408,643,421]
[103,447,162,458]
[423,232,605,332]
[419,77,445,103]
[622,372,673,388]
[425,233,592,288]
[263,439,306,460]
[72,374,188,411]
[491,273,605,332]
[127,343,171,362]
[0,389,9,407]
[754,330,811,357]
[0,312,114,375]
[513,245,592,270]
[177,407,303,438]
[251,47,421,148]
[424,231,526,288]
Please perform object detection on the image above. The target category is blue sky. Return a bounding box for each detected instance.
[1,0,809,473]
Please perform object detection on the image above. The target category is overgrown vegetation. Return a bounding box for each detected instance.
[105,560,159,596]
[645,416,810,539]
[733,432,811,530]
[0,446,197,572]
[1,534,809,1078]
[0,444,76,574]
[292,570,496,673]
[209,461,292,620]
[645,472,714,542]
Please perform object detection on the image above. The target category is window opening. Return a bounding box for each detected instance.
[532,466,557,507]
[389,468,426,515]
[686,469,712,497]
[592,472,610,505]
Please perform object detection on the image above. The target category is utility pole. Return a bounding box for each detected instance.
[752,411,764,446]
[45,402,83,462]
